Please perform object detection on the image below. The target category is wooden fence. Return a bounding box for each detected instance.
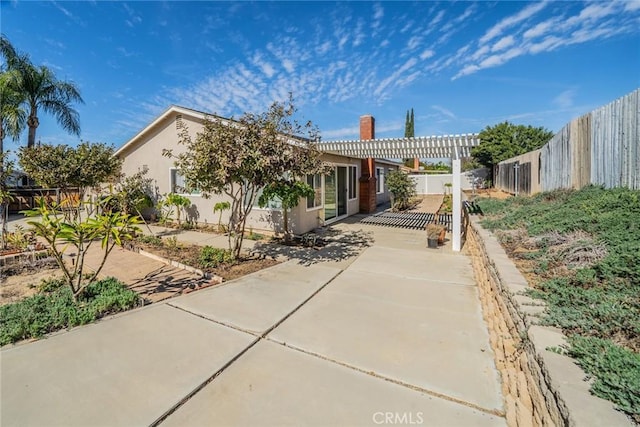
[495,150,540,195]
[8,188,81,213]
[496,88,639,195]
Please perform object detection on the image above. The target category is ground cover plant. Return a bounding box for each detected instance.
[0,277,140,346]
[132,235,278,281]
[476,186,640,422]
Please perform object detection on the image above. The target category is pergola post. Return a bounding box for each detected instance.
[452,149,462,252]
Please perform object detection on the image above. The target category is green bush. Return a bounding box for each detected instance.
[568,336,640,422]
[386,170,416,211]
[198,246,234,268]
[136,234,163,246]
[477,186,640,420]
[0,277,140,346]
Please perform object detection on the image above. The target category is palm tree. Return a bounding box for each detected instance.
[20,64,84,148]
[1,34,84,148]
[0,71,27,153]
[1,35,27,152]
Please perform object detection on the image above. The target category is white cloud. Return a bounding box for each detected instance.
[282,59,295,73]
[491,35,515,52]
[252,53,275,78]
[523,18,556,39]
[430,10,445,27]
[407,36,422,50]
[553,89,576,108]
[420,49,435,60]
[432,105,456,119]
[528,36,562,54]
[480,1,547,44]
[625,1,640,12]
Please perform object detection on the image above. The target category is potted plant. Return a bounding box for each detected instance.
[426,223,445,248]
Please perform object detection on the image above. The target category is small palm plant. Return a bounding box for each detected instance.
[213,201,230,233]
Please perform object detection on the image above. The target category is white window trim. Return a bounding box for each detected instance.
[348,165,358,201]
[306,174,323,212]
[376,167,385,194]
[170,167,201,196]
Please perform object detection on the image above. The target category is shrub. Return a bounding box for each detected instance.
[386,171,416,211]
[0,277,140,346]
[136,235,163,246]
[476,186,640,420]
[198,246,234,268]
[568,336,640,423]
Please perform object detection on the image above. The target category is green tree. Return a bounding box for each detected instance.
[471,121,553,175]
[164,193,191,226]
[18,141,122,219]
[0,152,14,249]
[386,170,416,211]
[213,201,231,233]
[403,108,416,166]
[0,71,27,153]
[1,35,84,148]
[164,96,327,258]
[24,198,141,301]
[0,36,27,248]
[404,108,415,138]
[258,179,315,242]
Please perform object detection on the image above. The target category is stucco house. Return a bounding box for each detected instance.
[115,106,399,235]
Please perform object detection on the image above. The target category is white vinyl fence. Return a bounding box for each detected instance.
[409,168,490,194]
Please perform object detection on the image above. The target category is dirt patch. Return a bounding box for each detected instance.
[467,188,513,200]
[1,267,62,306]
[214,256,279,281]
[408,195,444,213]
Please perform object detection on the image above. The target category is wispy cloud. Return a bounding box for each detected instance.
[432,105,456,119]
[50,0,86,26]
[453,1,639,80]
[553,89,577,109]
[123,3,142,27]
[479,1,547,44]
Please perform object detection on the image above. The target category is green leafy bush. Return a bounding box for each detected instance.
[198,246,234,268]
[568,336,640,422]
[0,277,140,346]
[136,235,163,246]
[386,170,416,211]
[477,186,640,420]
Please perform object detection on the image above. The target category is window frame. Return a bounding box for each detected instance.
[306,173,323,211]
[348,165,358,200]
[376,167,385,194]
[170,168,200,196]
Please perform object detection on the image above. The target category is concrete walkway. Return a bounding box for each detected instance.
[1,220,505,426]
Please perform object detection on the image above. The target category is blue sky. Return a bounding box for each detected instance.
[2,0,639,152]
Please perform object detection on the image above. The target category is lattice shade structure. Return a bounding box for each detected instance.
[318,132,482,252]
[318,134,480,159]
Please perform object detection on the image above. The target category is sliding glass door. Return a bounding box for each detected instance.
[324,166,348,222]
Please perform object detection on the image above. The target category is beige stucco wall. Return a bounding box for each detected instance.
[117,111,399,235]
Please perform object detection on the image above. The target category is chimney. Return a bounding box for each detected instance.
[359,115,375,140]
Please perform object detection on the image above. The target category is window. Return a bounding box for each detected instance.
[170,169,198,195]
[306,174,322,209]
[253,186,282,209]
[376,167,385,194]
[348,166,357,200]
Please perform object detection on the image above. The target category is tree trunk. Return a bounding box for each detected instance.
[283,208,290,243]
[0,203,7,250]
[27,114,39,148]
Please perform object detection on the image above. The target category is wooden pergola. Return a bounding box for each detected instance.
[318,133,481,252]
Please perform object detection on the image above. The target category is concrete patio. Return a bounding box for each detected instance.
[1,220,506,426]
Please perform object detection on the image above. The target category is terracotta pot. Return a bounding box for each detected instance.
[438,228,446,245]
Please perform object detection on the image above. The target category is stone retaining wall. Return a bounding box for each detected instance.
[468,217,631,427]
